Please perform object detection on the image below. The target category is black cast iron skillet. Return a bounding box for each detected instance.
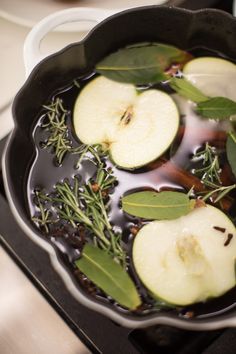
[3,6,236,329]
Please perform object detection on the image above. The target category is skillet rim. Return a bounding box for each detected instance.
[3,5,236,329]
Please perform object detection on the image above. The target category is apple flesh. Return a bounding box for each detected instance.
[183,57,236,100]
[73,76,179,169]
[132,204,236,306]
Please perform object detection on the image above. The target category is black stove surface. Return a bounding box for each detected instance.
[1,1,236,353]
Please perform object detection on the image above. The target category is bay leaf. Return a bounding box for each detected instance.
[226,132,236,178]
[170,77,208,103]
[122,191,195,220]
[75,244,141,310]
[96,43,191,85]
[196,97,236,119]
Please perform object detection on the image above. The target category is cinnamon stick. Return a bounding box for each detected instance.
[177,126,227,148]
[151,159,233,211]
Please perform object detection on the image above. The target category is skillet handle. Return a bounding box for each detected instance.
[23,7,115,77]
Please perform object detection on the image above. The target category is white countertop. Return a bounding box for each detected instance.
[0,246,90,354]
[0,15,88,140]
[0,0,167,29]
[0,13,91,354]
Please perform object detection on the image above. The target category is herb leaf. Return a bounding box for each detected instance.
[33,162,126,265]
[170,78,236,120]
[169,77,208,103]
[226,132,236,178]
[76,244,141,310]
[200,184,236,203]
[42,98,72,164]
[122,191,195,220]
[96,43,191,85]
[55,177,125,265]
[191,143,221,188]
[41,98,103,166]
[196,97,236,119]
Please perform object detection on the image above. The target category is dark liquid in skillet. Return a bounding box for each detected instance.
[27,47,236,318]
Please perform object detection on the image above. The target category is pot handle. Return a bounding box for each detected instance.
[23,7,116,77]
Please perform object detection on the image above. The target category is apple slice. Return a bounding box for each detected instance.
[73,76,179,169]
[183,57,236,100]
[133,204,236,306]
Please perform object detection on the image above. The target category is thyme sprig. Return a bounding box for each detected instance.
[192,143,222,188]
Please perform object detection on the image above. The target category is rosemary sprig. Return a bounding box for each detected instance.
[41,97,108,167]
[36,97,124,262]
[82,182,124,258]
[74,144,108,168]
[200,184,236,203]
[32,190,55,233]
[42,98,73,164]
[192,143,222,188]
[33,170,125,265]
